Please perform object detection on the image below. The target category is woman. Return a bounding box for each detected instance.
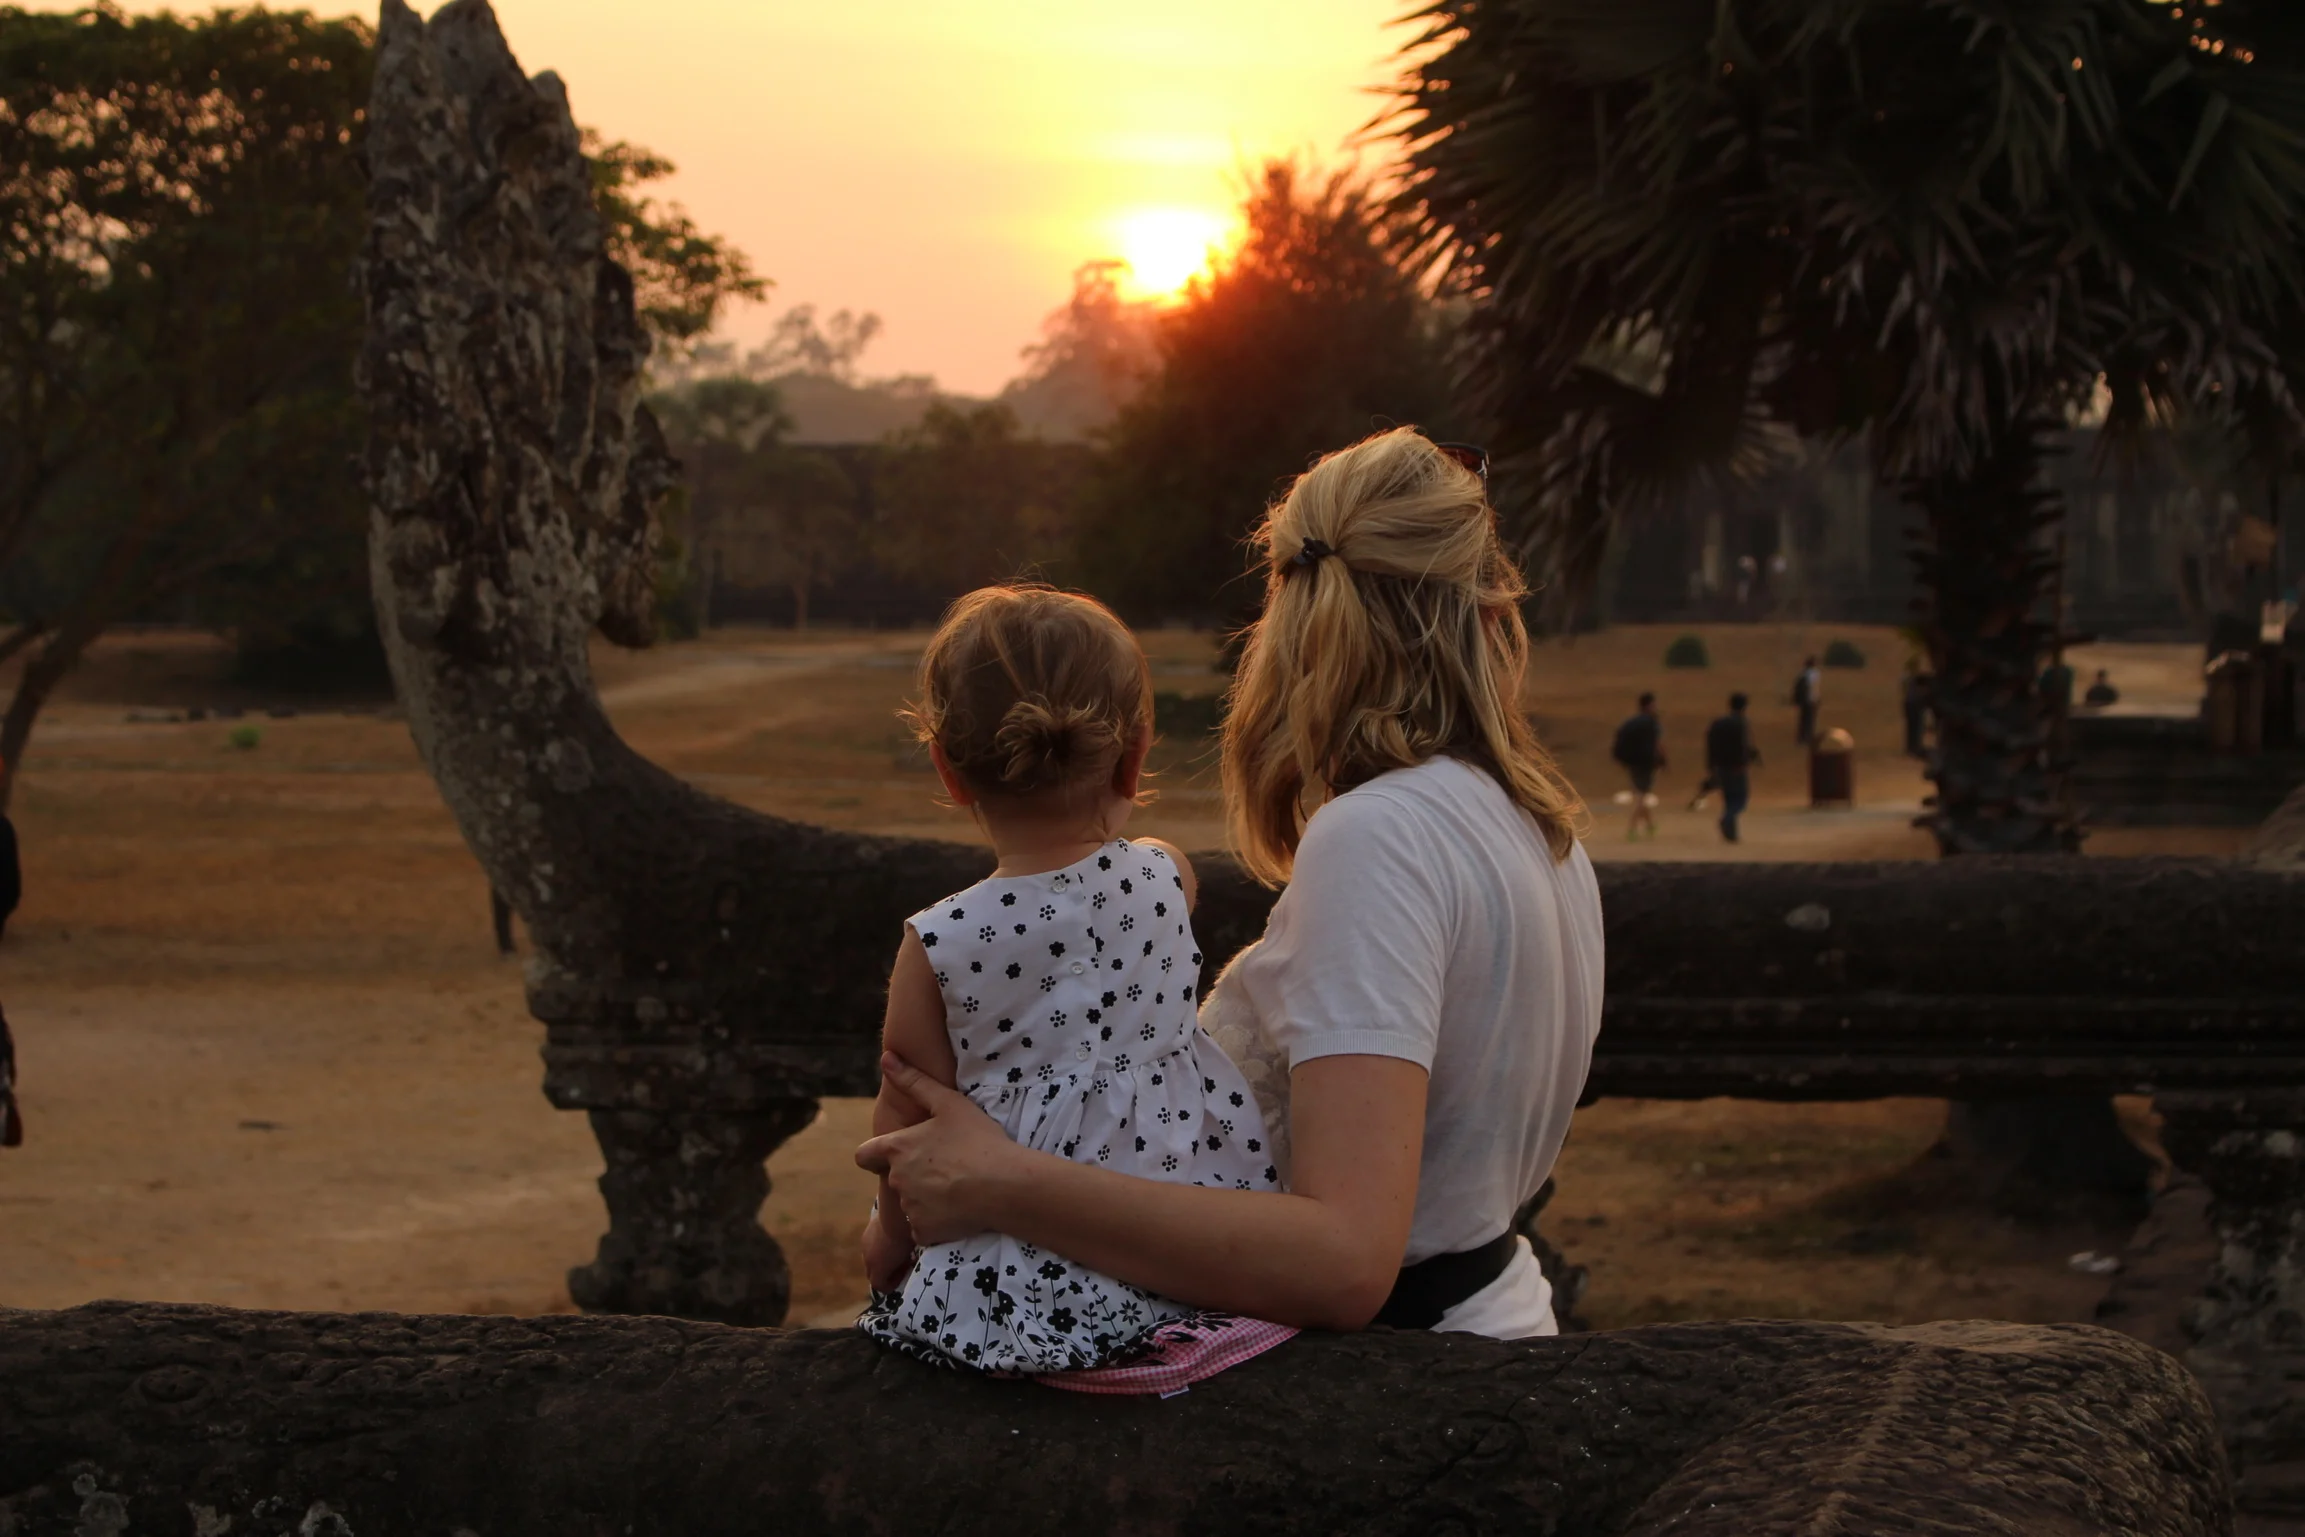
[858,427,1602,1338]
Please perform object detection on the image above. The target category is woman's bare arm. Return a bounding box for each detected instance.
[859,1050,1426,1330]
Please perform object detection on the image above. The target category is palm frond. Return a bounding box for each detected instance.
[1389,0,2305,602]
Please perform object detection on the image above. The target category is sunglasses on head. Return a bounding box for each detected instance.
[1432,440,1488,482]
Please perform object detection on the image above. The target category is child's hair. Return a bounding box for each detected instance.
[1221,426,1584,884]
[907,583,1152,803]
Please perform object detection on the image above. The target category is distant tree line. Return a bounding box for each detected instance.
[648,384,1098,634]
[658,160,1467,634]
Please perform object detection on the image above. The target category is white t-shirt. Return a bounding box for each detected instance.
[1211,755,1604,1334]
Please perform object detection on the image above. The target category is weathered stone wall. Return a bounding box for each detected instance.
[358,0,990,1323]
[0,1303,2234,1536]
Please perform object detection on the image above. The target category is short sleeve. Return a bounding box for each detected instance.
[1258,789,1450,1072]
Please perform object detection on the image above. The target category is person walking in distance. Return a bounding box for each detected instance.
[1901,660,1931,759]
[1791,655,1822,746]
[0,1002,19,1147]
[1609,692,1666,840]
[1705,693,1761,843]
[0,755,20,943]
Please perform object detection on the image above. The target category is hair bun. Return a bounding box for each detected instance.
[906,584,1151,803]
[994,696,1121,792]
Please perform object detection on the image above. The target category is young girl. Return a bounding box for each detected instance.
[859,584,1287,1384]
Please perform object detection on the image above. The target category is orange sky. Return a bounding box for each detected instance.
[41,0,1415,393]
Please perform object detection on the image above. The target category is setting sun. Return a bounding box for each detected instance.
[1113,207,1233,298]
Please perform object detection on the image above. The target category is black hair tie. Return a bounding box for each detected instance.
[1289,536,1335,571]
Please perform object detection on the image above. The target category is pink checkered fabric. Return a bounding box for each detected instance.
[1035,1313,1297,1397]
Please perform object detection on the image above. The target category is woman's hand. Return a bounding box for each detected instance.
[854,1052,1030,1245]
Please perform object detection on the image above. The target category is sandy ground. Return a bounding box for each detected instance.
[0,622,2246,1330]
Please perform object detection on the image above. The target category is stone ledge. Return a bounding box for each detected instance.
[0,1303,2233,1536]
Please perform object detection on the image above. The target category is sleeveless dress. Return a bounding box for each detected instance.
[1197,943,1293,1185]
[860,839,1286,1376]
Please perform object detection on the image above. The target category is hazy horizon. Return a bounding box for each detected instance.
[22,0,1413,393]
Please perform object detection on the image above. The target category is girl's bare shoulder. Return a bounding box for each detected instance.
[1129,836,1198,909]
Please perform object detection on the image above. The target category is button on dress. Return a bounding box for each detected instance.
[861,839,1282,1374]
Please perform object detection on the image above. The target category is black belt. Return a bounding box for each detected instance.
[1373,1227,1519,1330]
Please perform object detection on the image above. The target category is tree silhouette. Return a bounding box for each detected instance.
[0,11,762,794]
[0,7,373,805]
[874,402,1079,592]
[1077,160,1461,625]
[1393,0,2305,853]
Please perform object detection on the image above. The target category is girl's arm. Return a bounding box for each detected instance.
[859,1049,1427,1330]
[862,930,958,1291]
[1134,837,1198,910]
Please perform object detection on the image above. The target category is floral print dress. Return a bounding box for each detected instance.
[860,839,1283,1375]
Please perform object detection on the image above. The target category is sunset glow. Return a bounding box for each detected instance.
[16,0,1407,390]
[1113,208,1233,298]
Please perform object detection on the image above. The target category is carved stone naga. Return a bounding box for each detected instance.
[359,0,988,1325]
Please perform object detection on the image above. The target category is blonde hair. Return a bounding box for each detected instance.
[907,584,1152,803]
[1221,427,1583,884]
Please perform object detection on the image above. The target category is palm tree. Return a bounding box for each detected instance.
[1392,0,2305,854]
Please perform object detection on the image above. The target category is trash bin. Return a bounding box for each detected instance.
[1809,726,1856,807]
[2206,650,2264,754]
[2258,643,2298,750]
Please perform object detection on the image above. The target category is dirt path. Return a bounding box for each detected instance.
[0,623,2237,1329]
[4,968,876,1320]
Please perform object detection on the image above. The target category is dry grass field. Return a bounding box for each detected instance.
[0,620,2242,1330]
